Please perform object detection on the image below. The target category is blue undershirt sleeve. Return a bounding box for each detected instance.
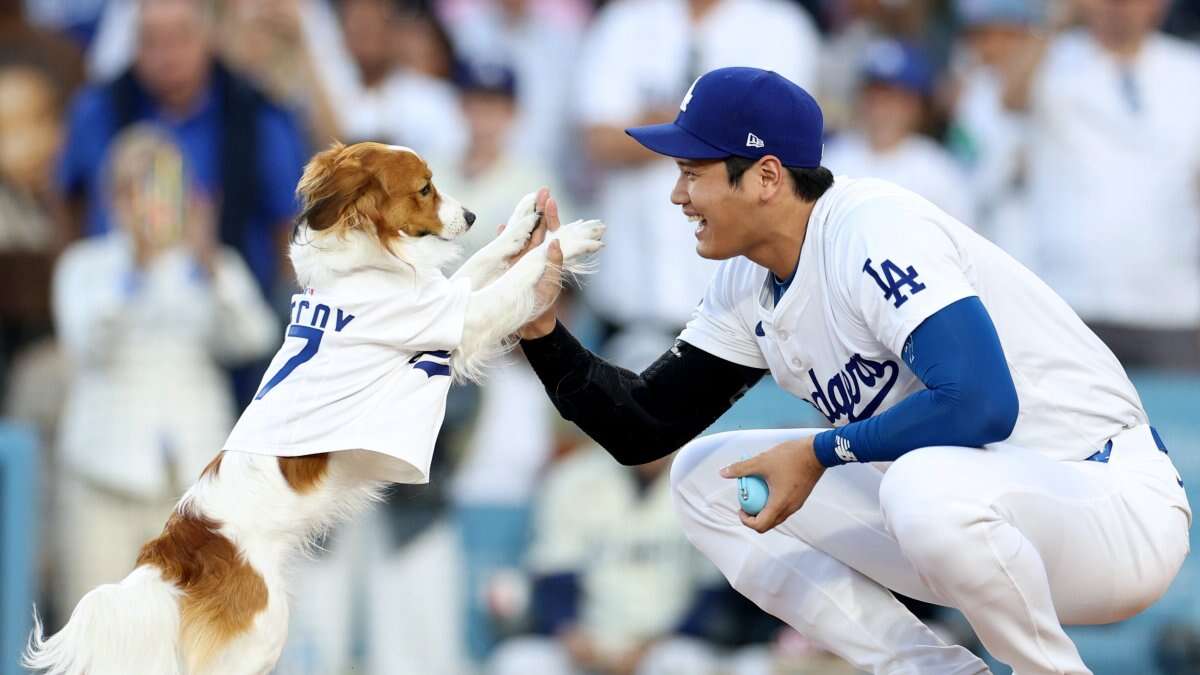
[812,296,1018,467]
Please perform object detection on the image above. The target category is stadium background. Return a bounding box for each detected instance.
[2,0,1200,673]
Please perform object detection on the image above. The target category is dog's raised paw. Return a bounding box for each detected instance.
[491,191,541,257]
[553,219,605,264]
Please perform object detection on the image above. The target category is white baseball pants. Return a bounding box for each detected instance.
[670,425,1191,675]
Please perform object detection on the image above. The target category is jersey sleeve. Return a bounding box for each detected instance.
[832,205,977,356]
[678,260,768,369]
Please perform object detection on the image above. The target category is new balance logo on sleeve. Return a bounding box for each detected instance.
[746,132,765,148]
[834,435,858,463]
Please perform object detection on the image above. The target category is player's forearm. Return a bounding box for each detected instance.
[813,297,1019,466]
[520,321,765,465]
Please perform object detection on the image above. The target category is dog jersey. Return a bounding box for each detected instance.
[679,176,1147,461]
[223,268,471,483]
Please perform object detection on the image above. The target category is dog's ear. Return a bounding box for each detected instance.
[295,142,375,233]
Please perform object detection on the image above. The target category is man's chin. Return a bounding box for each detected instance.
[695,242,732,261]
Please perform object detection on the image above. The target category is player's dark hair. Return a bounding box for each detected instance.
[724,156,833,202]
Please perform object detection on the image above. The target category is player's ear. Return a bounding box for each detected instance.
[757,156,786,200]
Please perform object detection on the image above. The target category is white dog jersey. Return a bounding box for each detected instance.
[680,177,1147,461]
[224,268,471,483]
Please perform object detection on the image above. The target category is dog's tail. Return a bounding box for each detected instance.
[24,565,182,675]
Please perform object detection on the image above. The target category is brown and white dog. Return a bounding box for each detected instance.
[25,142,604,675]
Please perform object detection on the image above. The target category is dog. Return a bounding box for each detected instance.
[25,141,604,675]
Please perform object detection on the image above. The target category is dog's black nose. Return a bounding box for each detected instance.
[464,209,476,227]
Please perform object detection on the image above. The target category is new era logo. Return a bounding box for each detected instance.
[834,435,857,463]
[746,132,764,148]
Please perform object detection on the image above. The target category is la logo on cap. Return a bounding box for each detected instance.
[746,132,764,148]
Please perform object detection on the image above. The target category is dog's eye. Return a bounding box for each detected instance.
[420,184,432,196]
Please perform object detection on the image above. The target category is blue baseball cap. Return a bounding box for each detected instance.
[625,67,824,168]
[455,60,518,98]
[860,40,935,97]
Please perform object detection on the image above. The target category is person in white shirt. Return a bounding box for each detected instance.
[947,0,1040,262]
[51,124,277,618]
[488,446,725,675]
[823,38,976,224]
[310,0,468,160]
[441,0,587,169]
[433,62,565,664]
[1003,0,1200,368]
[514,67,1190,675]
[576,0,820,336]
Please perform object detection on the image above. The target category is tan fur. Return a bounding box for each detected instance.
[277,454,331,494]
[199,452,223,480]
[136,512,269,673]
[296,142,446,251]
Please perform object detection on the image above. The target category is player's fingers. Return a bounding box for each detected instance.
[739,508,776,533]
[719,456,758,479]
[545,196,562,232]
[496,222,506,235]
[534,186,550,215]
[547,239,563,266]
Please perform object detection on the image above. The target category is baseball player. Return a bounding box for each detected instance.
[517,67,1191,674]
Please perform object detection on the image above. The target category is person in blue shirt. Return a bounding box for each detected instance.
[56,0,307,298]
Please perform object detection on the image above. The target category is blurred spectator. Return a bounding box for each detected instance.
[819,0,935,132]
[946,0,1040,260]
[576,0,820,341]
[440,0,588,170]
[395,2,459,81]
[437,66,568,662]
[50,124,277,620]
[450,350,558,664]
[824,39,975,223]
[213,0,344,145]
[488,448,726,675]
[56,0,308,299]
[308,0,467,160]
[0,64,60,252]
[0,63,65,394]
[20,0,106,43]
[1,0,85,94]
[1003,0,1200,369]
[439,62,567,259]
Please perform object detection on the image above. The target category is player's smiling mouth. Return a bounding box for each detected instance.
[687,213,707,236]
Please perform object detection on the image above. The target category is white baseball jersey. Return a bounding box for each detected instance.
[680,177,1147,461]
[223,268,471,484]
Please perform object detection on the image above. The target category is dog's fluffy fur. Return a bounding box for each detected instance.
[25,142,603,675]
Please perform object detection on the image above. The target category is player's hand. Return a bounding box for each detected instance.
[516,188,566,340]
[720,436,826,533]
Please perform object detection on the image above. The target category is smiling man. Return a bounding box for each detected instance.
[517,67,1190,674]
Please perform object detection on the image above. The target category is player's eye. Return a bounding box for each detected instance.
[420,183,432,196]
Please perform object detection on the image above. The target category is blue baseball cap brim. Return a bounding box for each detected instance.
[626,122,730,160]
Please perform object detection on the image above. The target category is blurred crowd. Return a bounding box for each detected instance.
[3,0,1200,673]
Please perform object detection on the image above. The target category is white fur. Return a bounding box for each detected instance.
[451,190,605,381]
[26,169,604,674]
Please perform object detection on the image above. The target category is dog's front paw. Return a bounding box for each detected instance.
[495,191,541,256]
[552,218,605,272]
